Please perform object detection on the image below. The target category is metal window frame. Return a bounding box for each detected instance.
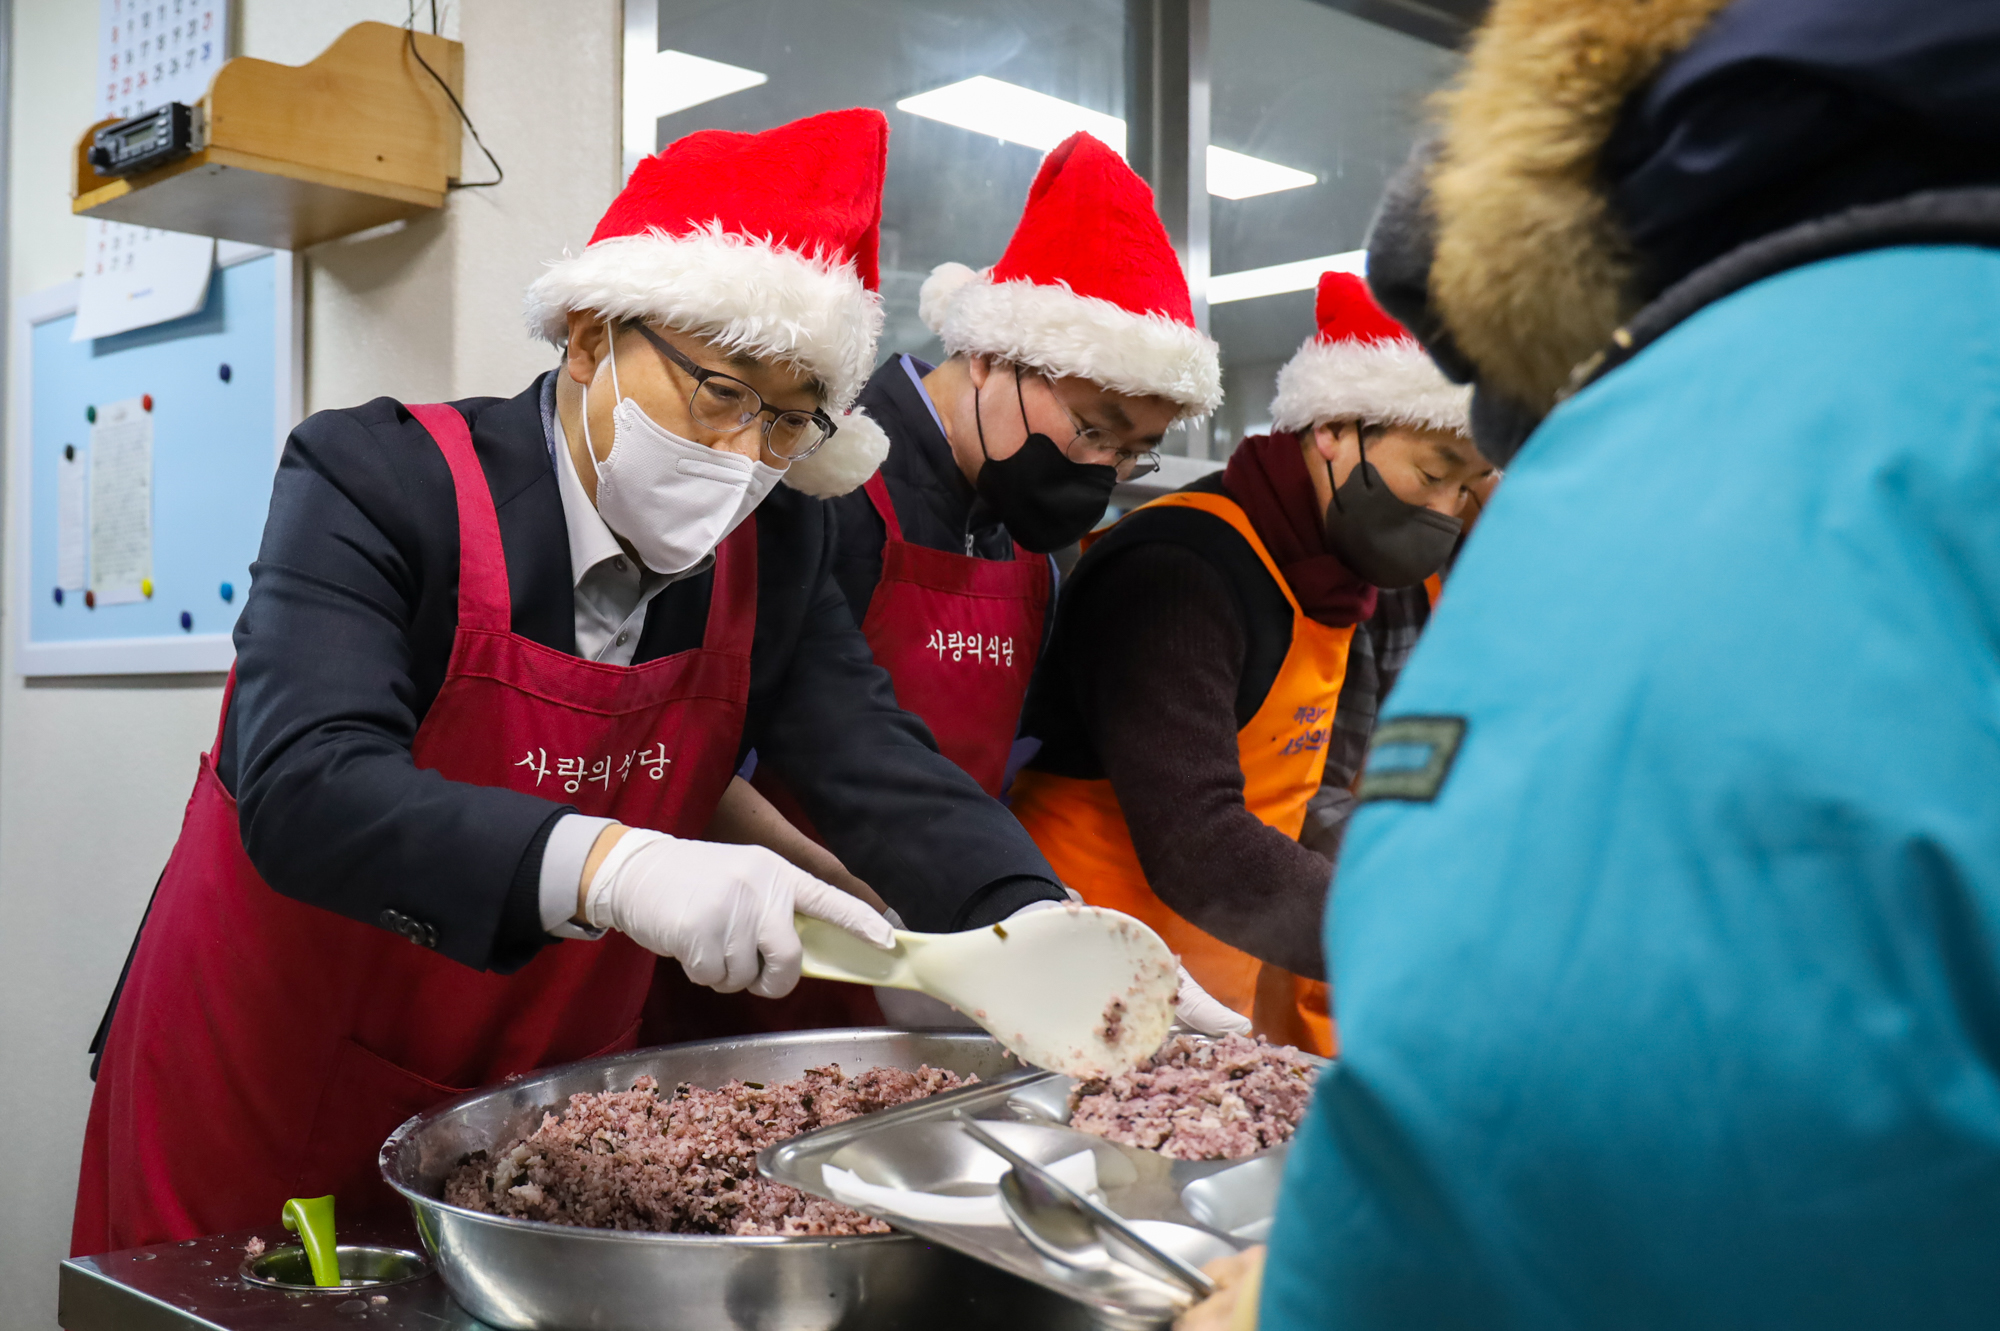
[1123,0,1475,458]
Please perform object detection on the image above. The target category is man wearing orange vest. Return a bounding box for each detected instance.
[1010,273,1492,1053]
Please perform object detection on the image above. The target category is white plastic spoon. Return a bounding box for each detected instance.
[795,905,1178,1078]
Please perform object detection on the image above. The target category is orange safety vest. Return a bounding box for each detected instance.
[1011,490,1356,1056]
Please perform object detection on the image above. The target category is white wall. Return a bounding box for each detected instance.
[0,2,619,1325]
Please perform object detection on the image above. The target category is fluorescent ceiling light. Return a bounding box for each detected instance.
[1205,146,1317,201]
[895,77,1315,200]
[897,76,1128,154]
[1209,250,1366,304]
[624,49,767,153]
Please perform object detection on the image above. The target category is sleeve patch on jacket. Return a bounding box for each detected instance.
[1358,716,1466,803]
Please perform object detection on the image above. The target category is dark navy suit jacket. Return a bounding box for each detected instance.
[824,355,1029,623]
[216,374,1062,973]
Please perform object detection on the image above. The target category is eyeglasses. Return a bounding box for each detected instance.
[1022,373,1162,480]
[631,323,836,461]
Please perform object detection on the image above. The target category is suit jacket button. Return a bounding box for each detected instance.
[378,908,404,931]
[418,923,439,949]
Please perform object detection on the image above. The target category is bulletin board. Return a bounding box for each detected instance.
[10,248,301,675]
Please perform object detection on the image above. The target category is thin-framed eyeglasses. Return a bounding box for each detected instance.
[630,322,835,461]
[1016,370,1161,480]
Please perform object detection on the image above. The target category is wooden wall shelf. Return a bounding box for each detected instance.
[73,23,464,251]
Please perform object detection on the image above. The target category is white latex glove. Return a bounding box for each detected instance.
[583,829,894,998]
[1175,964,1254,1037]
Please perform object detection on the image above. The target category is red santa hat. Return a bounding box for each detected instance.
[917,133,1222,420]
[1270,271,1471,436]
[524,108,891,497]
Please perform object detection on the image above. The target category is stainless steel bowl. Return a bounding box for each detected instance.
[380,1028,1103,1331]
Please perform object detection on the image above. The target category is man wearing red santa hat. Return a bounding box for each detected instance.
[73,108,1081,1255]
[833,131,1220,801]
[710,130,1246,1036]
[1011,272,1495,1055]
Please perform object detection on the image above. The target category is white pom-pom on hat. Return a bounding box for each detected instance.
[780,407,891,498]
[919,262,983,335]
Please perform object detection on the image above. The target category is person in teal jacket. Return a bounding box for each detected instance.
[1233,0,2000,1328]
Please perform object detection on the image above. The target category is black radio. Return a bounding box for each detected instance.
[88,102,205,178]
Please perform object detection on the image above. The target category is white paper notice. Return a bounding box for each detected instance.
[58,449,89,591]
[75,222,215,341]
[76,0,233,341]
[89,399,152,605]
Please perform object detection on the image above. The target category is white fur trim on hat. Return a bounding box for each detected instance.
[779,405,890,498]
[524,222,884,411]
[919,262,982,333]
[1269,336,1472,436]
[918,264,1222,419]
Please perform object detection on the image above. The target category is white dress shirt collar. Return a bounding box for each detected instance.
[551,409,632,588]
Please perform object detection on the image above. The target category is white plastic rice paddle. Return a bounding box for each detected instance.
[796,905,1178,1078]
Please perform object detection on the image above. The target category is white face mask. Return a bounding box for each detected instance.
[580,325,784,576]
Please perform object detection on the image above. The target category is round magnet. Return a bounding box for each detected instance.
[219,581,234,603]
[142,394,154,412]
[85,405,96,423]
[218,363,232,383]
[84,590,96,609]
[63,443,74,461]
[52,587,63,606]
[179,611,193,631]
[141,578,154,598]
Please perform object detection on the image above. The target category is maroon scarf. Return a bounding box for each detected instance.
[1221,432,1377,627]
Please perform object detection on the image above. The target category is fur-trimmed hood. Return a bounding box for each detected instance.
[1425,0,1733,418]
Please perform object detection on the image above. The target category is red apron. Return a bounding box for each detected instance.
[851,470,1052,796]
[72,403,756,1255]
[648,470,1051,1042]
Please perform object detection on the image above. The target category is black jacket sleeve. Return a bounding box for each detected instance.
[749,500,1065,932]
[227,402,576,972]
[228,389,1059,971]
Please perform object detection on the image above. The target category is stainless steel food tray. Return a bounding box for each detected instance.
[381,1029,1102,1331]
[760,1064,1300,1328]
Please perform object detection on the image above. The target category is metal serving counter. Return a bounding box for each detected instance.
[60,1219,480,1331]
[59,1214,1087,1331]
[58,1030,1200,1330]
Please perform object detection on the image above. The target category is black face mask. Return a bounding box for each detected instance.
[1323,430,1462,589]
[971,373,1119,554]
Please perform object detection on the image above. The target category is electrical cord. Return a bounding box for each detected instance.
[405,0,503,190]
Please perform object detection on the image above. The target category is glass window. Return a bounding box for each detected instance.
[1205,0,1461,453]
[626,0,1461,462]
[627,0,1126,367]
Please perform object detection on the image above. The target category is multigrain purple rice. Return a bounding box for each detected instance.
[1067,1033,1316,1160]
[443,1064,969,1236]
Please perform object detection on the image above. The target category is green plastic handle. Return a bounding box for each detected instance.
[281,1195,339,1287]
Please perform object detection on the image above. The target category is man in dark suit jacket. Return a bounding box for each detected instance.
[78,107,1085,1258]
[220,369,1067,975]
[221,110,1071,978]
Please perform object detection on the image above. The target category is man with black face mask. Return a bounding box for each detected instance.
[823,130,1213,794]
[1012,273,1490,1053]
[726,131,1230,1034]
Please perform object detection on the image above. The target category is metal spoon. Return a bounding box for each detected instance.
[955,1114,1217,1299]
